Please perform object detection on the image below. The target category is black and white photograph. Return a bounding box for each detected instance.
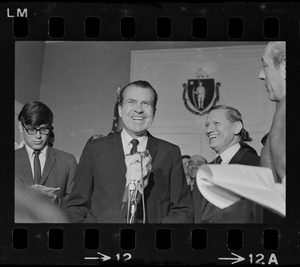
[1,2,297,265]
[14,41,285,224]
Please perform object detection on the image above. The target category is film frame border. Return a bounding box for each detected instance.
[1,2,299,265]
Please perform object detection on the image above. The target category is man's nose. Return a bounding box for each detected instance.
[205,124,214,134]
[35,130,42,138]
[134,103,143,113]
[258,69,265,80]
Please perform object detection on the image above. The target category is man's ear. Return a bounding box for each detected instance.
[153,107,156,118]
[234,121,243,135]
[118,105,122,118]
[18,121,23,133]
[281,57,286,80]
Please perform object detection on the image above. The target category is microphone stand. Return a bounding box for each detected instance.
[126,153,147,224]
[127,181,137,224]
[124,152,150,224]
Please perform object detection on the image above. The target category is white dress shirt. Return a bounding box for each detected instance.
[25,144,48,180]
[217,142,241,165]
[120,129,148,156]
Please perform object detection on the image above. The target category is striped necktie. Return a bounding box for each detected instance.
[130,139,139,154]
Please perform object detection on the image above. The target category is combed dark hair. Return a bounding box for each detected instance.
[209,105,244,136]
[18,101,54,127]
[181,155,191,160]
[117,80,158,111]
[268,41,286,69]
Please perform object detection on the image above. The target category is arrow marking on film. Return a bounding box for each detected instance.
[84,257,99,260]
[97,252,111,262]
[218,252,245,264]
[84,252,111,262]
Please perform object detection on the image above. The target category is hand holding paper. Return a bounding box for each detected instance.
[31,184,60,202]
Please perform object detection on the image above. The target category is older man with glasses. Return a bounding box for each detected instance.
[187,155,207,191]
[15,101,77,214]
[186,154,207,223]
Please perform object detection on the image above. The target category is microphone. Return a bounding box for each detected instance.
[121,155,140,204]
[122,150,149,204]
[121,150,152,223]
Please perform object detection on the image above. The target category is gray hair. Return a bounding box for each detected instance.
[268,41,286,69]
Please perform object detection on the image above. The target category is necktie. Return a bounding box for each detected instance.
[130,139,139,155]
[126,139,140,223]
[190,183,194,191]
[33,150,41,184]
[215,155,222,164]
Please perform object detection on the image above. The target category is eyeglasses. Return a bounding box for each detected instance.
[188,162,204,167]
[22,123,51,135]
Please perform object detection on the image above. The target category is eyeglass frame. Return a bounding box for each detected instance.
[22,122,52,136]
[187,161,205,167]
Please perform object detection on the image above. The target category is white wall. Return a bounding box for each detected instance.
[131,45,275,162]
[15,41,271,161]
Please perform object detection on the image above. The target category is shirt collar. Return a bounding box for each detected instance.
[121,128,148,155]
[25,144,48,159]
[218,142,241,164]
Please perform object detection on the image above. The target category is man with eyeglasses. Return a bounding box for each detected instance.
[187,155,207,191]
[186,154,207,223]
[181,155,191,185]
[15,101,77,209]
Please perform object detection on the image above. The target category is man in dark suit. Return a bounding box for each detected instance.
[197,105,262,223]
[186,154,208,223]
[15,101,77,207]
[65,80,193,223]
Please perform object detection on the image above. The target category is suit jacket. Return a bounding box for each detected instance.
[15,145,77,203]
[64,131,193,223]
[196,147,262,223]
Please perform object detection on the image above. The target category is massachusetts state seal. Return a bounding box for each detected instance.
[182,78,221,115]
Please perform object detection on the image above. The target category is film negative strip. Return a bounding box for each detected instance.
[1,2,299,265]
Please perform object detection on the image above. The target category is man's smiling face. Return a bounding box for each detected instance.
[118,85,155,138]
[204,109,238,154]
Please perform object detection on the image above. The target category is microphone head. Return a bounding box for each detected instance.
[131,150,150,157]
[128,181,136,191]
[141,149,150,157]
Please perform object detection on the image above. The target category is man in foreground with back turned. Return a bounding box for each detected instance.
[259,41,285,185]
[258,41,286,223]
[65,80,193,223]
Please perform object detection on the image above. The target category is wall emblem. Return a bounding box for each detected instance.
[182,79,221,115]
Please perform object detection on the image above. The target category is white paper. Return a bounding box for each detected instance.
[196,164,285,216]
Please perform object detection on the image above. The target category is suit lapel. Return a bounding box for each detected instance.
[41,146,56,185]
[229,147,245,164]
[146,132,158,162]
[111,132,126,176]
[19,146,34,186]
